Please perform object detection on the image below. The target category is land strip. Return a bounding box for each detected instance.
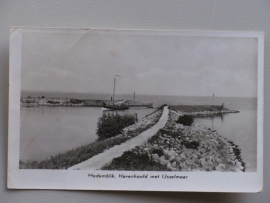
[20,96,153,107]
[169,105,239,114]
[68,106,169,170]
[102,107,245,172]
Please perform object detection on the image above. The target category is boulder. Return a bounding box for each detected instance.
[175,156,181,163]
[163,149,169,154]
[180,153,186,158]
[152,154,159,161]
[144,148,149,151]
[160,159,170,166]
[215,163,226,171]
[168,150,176,156]
[169,155,176,162]
[159,156,165,161]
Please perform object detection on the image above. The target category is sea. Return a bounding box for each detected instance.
[20,92,257,172]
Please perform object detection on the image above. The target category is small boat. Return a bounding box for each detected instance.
[102,101,129,111]
[102,75,129,111]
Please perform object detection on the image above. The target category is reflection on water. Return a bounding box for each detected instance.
[20,107,155,161]
[194,114,225,129]
[194,110,257,172]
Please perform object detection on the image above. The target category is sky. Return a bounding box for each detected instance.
[21,30,258,97]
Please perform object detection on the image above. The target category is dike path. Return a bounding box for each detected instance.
[68,106,169,170]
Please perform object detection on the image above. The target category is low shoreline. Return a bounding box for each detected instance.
[20,96,153,108]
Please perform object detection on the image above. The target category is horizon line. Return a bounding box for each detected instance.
[21,90,256,99]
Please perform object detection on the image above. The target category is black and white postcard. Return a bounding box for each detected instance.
[8,28,263,192]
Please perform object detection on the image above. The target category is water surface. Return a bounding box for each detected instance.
[194,110,257,172]
[20,95,257,172]
[20,107,155,161]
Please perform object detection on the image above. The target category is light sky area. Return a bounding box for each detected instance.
[21,30,258,97]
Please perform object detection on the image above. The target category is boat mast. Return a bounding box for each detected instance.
[113,75,122,105]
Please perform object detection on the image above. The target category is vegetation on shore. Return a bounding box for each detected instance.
[20,109,162,169]
[97,113,137,140]
[176,115,194,126]
[20,134,130,169]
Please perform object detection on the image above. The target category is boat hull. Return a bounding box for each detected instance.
[102,104,129,110]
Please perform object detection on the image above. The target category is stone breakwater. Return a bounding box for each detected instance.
[175,110,239,116]
[129,109,245,172]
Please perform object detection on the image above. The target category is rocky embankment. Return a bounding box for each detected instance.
[115,109,245,172]
[169,105,239,116]
[178,109,239,116]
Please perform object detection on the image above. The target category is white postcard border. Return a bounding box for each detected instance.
[8,28,264,192]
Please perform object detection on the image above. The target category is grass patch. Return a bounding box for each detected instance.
[20,135,130,169]
[144,108,159,118]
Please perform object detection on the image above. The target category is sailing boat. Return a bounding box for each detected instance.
[102,75,129,110]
